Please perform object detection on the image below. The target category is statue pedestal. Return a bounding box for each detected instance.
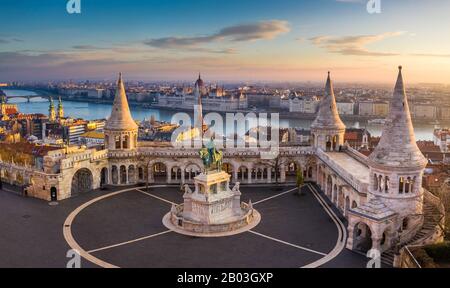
[163,170,260,237]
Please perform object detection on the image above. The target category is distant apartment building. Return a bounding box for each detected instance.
[358,101,374,116]
[289,95,320,113]
[63,121,88,145]
[336,101,354,115]
[413,104,437,119]
[440,106,450,120]
[373,101,389,117]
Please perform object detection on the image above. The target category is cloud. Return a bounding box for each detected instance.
[309,32,405,56]
[411,53,450,58]
[72,45,106,50]
[144,20,290,50]
[0,39,9,44]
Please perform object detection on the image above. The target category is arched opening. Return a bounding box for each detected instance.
[402,217,409,231]
[286,162,297,182]
[120,165,127,184]
[111,166,118,184]
[122,135,129,149]
[332,135,338,151]
[308,166,313,178]
[405,177,411,193]
[353,222,373,253]
[352,200,358,209]
[332,184,338,203]
[128,165,136,184]
[115,136,121,149]
[326,175,332,197]
[138,167,144,181]
[171,167,182,183]
[345,196,350,217]
[384,176,389,193]
[152,163,167,183]
[100,167,108,186]
[378,175,383,192]
[399,177,405,194]
[71,168,93,196]
[373,173,378,191]
[237,166,248,182]
[50,187,57,201]
[326,136,332,151]
[185,164,201,182]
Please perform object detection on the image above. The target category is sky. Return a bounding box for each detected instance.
[1,0,450,83]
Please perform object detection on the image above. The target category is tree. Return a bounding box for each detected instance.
[296,167,304,195]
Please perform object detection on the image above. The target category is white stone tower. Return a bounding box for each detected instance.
[104,73,138,151]
[367,66,427,230]
[311,72,346,151]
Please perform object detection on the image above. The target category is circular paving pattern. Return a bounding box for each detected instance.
[63,184,347,268]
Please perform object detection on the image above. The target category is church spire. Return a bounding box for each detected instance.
[104,73,138,131]
[311,71,345,130]
[48,96,56,122]
[57,96,64,119]
[368,66,427,169]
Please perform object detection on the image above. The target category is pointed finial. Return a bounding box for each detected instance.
[398,65,402,71]
[118,72,123,82]
[328,71,330,76]
[198,72,201,80]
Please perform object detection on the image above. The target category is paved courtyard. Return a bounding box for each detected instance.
[0,184,370,268]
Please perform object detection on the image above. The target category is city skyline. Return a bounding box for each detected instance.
[1,0,450,84]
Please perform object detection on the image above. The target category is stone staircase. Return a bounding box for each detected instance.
[381,200,442,267]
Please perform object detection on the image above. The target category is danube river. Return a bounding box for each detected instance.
[3,89,437,140]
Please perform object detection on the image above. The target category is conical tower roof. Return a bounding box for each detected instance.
[311,72,345,130]
[368,66,427,169]
[105,73,138,131]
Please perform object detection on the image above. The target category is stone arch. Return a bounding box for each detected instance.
[237,165,249,182]
[100,167,108,186]
[71,168,94,196]
[332,184,338,204]
[170,166,182,183]
[326,175,332,198]
[111,165,118,184]
[344,196,350,217]
[120,165,127,184]
[185,163,201,182]
[128,165,136,184]
[352,200,358,209]
[150,162,167,183]
[352,222,373,253]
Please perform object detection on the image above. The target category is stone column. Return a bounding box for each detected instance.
[267,168,272,184]
[167,168,171,184]
[280,164,286,183]
[371,236,382,254]
[181,169,185,184]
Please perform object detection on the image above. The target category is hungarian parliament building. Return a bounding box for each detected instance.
[0,67,445,264]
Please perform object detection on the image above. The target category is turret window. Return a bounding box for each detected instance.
[115,136,121,149]
[384,176,390,193]
[373,174,378,191]
[399,177,404,194]
[405,177,411,193]
[378,175,383,192]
